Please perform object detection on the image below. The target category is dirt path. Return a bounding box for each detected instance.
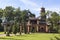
[0,34,15,37]
[0,34,6,37]
[0,33,25,37]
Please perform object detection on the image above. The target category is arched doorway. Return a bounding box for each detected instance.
[38,26,45,32]
[40,27,45,32]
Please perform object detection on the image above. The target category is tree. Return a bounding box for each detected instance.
[14,7,21,22]
[3,6,15,21]
[46,11,60,33]
[3,6,15,36]
[50,12,59,32]
[0,8,3,32]
[21,10,29,34]
[12,7,21,35]
[0,8,3,18]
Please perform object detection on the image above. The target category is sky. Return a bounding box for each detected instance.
[0,0,60,17]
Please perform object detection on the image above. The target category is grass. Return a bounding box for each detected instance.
[0,32,4,34]
[0,33,60,40]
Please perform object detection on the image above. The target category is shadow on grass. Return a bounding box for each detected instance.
[0,37,24,40]
[55,36,60,40]
[50,36,60,40]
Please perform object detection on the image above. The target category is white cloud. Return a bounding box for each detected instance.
[19,0,39,7]
[19,0,42,13]
[46,8,60,13]
[32,8,40,12]
[19,0,60,17]
[0,0,19,9]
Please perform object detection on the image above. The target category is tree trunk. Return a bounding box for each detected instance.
[24,22,27,34]
[20,25,22,35]
[6,27,10,36]
[4,25,6,34]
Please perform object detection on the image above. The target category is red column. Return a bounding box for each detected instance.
[37,20,39,32]
[36,26,38,32]
[27,26,30,33]
[46,25,48,32]
[27,20,30,33]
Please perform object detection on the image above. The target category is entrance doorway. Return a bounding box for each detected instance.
[40,27,45,32]
[38,26,45,32]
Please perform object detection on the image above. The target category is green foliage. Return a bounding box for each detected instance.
[51,12,59,23]
[13,7,21,22]
[0,8,3,18]
[3,6,15,21]
[12,22,17,34]
[46,11,60,33]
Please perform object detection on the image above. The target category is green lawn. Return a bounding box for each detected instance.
[0,32,4,34]
[0,33,60,40]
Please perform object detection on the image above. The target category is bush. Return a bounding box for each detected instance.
[58,30,60,33]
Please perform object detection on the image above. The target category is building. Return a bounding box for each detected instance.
[26,7,49,33]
